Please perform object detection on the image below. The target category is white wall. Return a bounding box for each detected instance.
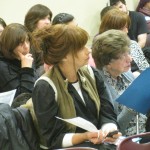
[0,0,138,42]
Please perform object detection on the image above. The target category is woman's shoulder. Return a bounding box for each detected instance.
[130,40,139,46]
[130,40,141,52]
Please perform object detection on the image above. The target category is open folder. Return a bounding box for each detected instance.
[116,68,150,115]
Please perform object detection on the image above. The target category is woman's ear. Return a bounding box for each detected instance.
[61,55,68,62]
[61,52,73,63]
[106,63,111,69]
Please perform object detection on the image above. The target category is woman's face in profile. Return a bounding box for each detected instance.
[73,46,91,69]
[115,2,127,13]
[13,36,30,58]
[36,15,51,29]
[107,51,132,76]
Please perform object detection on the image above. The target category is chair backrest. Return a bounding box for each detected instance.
[117,132,150,150]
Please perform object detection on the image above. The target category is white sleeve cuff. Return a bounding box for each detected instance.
[101,123,118,133]
[62,133,75,148]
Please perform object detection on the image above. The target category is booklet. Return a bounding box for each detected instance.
[116,68,150,115]
[0,89,16,106]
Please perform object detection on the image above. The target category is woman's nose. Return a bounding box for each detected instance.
[46,19,51,24]
[88,48,92,53]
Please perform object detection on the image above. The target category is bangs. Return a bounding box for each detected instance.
[111,14,129,29]
[67,26,89,52]
[10,27,30,45]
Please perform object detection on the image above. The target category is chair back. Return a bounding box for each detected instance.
[117,132,150,150]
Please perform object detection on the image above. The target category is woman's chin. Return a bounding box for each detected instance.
[124,67,130,72]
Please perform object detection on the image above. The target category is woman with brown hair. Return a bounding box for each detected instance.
[31,24,121,149]
[0,23,38,97]
[24,4,52,32]
[24,4,53,76]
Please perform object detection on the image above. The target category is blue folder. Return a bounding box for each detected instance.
[116,68,150,115]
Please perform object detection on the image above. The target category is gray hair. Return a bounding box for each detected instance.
[92,29,130,69]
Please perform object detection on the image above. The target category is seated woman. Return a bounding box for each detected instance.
[24,4,53,76]
[0,17,6,36]
[92,29,147,136]
[99,8,149,77]
[0,23,38,98]
[31,24,121,149]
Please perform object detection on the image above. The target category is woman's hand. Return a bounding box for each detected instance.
[101,123,122,143]
[73,130,122,146]
[18,52,33,68]
[87,130,122,144]
[87,130,104,144]
[103,131,122,143]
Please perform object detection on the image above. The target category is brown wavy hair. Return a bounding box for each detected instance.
[24,4,52,32]
[32,24,89,65]
[99,8,131,34]
[0,23,32,59]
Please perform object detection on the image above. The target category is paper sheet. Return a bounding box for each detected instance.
[56,116,98,132]
[0,89,16,106]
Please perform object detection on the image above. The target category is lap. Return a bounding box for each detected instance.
[68,141,116,150]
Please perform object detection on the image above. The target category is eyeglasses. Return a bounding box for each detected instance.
[116,51,131,60]
[111,51,131,62]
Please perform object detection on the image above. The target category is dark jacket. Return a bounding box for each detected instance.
[0,103,40,150]
[32,66,118,149]
[0,52,39,98]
